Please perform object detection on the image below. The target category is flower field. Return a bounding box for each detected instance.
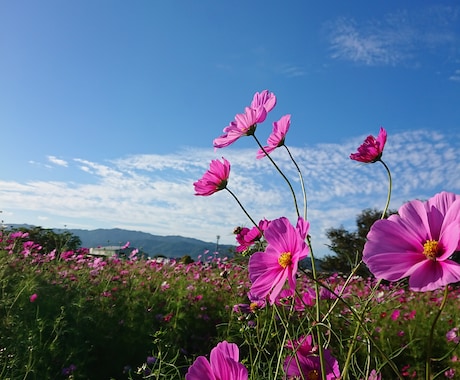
[0,230,459,379]
[2,89,460,380]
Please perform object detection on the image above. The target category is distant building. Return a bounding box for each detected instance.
[89,246,129,257]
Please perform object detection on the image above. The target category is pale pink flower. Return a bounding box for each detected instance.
[185,341,248,380]
[213,90,276,149]
[350,127,387,163]
[366,369,381,380]
[213,107,263,148]
[248,217,309,304]
[257,114,291,158]
[284,335,341,380]
[235,219,270,252]
[363,191,460,292]
[194,157,230,196]
[250,89,276,123]
[446,327,460,344]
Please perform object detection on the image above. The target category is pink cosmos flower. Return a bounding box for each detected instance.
[365,369,381,380]
[257,114,291,159]
[363,191,460,292]
[194,157,231,196]
[248,217,309,304]
[284,335,341,380]
[213,107,263,148]
[390,309,400,321]
[185,341,248,380]
[235,219,270,252]
[446,327,460,344]
[250,89,276,123]
[29,293,38,303]
[350,127,387,163]
[213,90,276,149]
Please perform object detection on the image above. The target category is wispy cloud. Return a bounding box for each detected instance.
[278,64,306,78]
[47,155,68,167]
[1,129,459,257]
[450,69,460,82]
[327,6,459,67]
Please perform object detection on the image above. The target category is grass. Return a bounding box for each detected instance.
[1,230,459,379]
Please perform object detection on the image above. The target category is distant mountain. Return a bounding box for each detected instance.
[71,228,235,259]
[7,225,235,260]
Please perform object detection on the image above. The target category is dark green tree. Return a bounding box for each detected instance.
[321,208,396,276]
[14,226,81,253]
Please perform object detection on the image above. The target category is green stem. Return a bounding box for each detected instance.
[284,145,308,220]
[426,286,449,380]
[378,159,392,219]
[224,187,260,230]
[252,134,300,218]
[306,236,327,380]
[341,278,382,379]
[309,279,404,380]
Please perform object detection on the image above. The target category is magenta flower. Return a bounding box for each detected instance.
[185,341,248,380]
[213,90,276,149]
[363,191,460,292]
[284,335,341,380]
[235,219,270,252]
[194,157,231,196]
[235,227,261,253]
[29,293,38,303]
[250,89,276,123]
[257,114,291,158]
[248,217,309,304]
[213,107,263,149]
[350,127,387,163]
[366,369,382,380]
[446,327,460,344]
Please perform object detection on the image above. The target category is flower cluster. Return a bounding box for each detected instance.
[192,90,460,379]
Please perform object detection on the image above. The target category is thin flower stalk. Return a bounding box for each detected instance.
[342,158,391,378]
[379,159,392,219]
[224,187,260,231]
[311,281,404,380]
[252,134,300,218]
[283,144,308,220]
[306,236,328,380]
[426,285,449,380]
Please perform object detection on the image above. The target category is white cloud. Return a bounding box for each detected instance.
[47,155,68,167]
[327,6,460,67]
[1,129,459,257]
[450,69,460,82]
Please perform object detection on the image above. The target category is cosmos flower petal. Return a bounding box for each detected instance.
[186,341,247,380]
[409,260,460,292]
[248,251,281,282]
[248,217,309,304]
[438,222,460,260]
[185,356,216,380]
[365,252,424,281]
[194,158,230,196]
[363,191,460,291]
[350,127,387,163]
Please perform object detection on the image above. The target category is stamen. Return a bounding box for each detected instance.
[278,252,292,268]
[423,239,440,261]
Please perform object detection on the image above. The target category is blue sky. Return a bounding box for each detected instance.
[1,1,459,257]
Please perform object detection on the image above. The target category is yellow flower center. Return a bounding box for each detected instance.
[278,252,292,268]
[307,370,320,380]
[423,239,440,261]
[249,302,259,312]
